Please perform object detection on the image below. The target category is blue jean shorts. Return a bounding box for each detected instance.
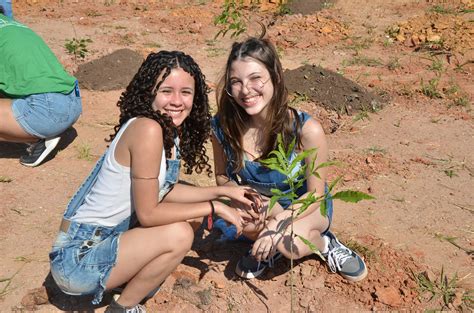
[49,221,122,305]
[11,85,82,138]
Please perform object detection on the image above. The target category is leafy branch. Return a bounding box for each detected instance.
[260,134,374,312]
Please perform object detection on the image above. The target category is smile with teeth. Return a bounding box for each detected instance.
[241,95,260,105]
[165,109,183,116]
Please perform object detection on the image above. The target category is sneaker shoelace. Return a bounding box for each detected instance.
[326,246,352,273]
[126,304,146,313]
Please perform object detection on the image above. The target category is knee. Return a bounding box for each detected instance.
[168,222,194,254]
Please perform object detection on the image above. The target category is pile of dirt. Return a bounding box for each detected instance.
[284,64,384,115]
[387,11,474,53]
[268,11,349,49]
[75,48,144,91]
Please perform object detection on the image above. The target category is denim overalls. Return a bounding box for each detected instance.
[49,136,181,304]
[211,111,333,227]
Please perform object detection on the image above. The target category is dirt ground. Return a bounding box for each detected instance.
[1,0,473,312]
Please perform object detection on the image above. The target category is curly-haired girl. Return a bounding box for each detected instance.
[212,37,368,282]
[49,51,255,312]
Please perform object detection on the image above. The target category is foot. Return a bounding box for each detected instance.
[105,298,146,313]
[19,136,60,167]
[235,249,283,279]
[322,230,368,282]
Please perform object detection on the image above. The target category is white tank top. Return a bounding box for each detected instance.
[71,117,167,226]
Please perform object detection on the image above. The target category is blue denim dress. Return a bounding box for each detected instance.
[211,111,333,226]
[49,137,181,304]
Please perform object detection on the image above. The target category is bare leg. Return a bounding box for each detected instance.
[0,99,37,142]
[105,222,194,306]
[276,208,329,259]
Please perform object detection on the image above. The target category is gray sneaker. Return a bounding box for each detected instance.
[322,231,368,282]
[105,298,146,313]
[19,137,60,167]
[235,249,283,279]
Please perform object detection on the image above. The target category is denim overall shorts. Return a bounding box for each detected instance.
[211,111,333,231]
[49,137,181,304]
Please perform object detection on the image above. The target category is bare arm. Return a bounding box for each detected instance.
[211,133,239,187]
[123,118,243,230]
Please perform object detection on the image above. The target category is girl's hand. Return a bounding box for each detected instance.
[213,201,244,237]
[252,228,283,262]
[224,186,263,220]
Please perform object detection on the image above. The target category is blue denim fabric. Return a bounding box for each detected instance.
[0,0,13,18]
[211,111,333,231]
[12,82,82,138]
[50,135,181,304]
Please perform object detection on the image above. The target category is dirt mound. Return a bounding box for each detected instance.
[387,10,474,53]
[284,64,384,115]
[75,49,144,91]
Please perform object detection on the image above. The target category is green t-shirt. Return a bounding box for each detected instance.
[0,14,76,97]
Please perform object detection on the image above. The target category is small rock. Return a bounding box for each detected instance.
[400,140,410,146]
[303,276,325,290]
[375,286,402,307]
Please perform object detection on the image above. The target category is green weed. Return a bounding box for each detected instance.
[289,92,309,108]
[414,267,473,309]
[345,239,377,262]
[429,58,444,73]
[76,143,92,161]
[214,0,247,39]
[365,146,386,155]
[430,5,455,14]
[65,38,92,60]
[353,111,370,122]
[421,78,442,99]
[387,57,401,70]
[452,96,470,108]
[342,55,382,67]
[344,36,373,52]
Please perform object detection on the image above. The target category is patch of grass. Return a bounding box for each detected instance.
[344,36,373,52]
[345,239,377,262]
[444,169,458,178]
[421,78,442,99]
[365,145,386,155]
[430,5,455,14]
[76,143,92,161]
[342,55,382,67]
[387,57,401,70]
[452,96,470,108]
[85,9,102,17]
[353,111,370,122]
[144,42,162,49]
[429,58,444,73]
[205,47,225,58]
[0,176,12,183]
[413,267,473,309]
[383,37,394,47]
[289,92,309,108]
[278,3,292,15]
[64,38,92,60]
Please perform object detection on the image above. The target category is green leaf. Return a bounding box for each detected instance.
[286,137,296,159]
[268,195,280,212]
[297,234,324,259]
[331,190,375,203]
[328,175,343,193]
[320,197,328,217]
[315,160,340,171]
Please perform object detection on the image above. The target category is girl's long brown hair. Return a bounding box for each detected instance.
[216,37,302,173]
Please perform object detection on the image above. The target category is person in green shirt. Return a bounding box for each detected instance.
[0,13,82,167]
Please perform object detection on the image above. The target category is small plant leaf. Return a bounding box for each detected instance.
[331,190,375,203]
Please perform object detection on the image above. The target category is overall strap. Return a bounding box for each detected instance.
[63,153,106,219]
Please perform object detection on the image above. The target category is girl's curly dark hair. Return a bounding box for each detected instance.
[108,50,212,176]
